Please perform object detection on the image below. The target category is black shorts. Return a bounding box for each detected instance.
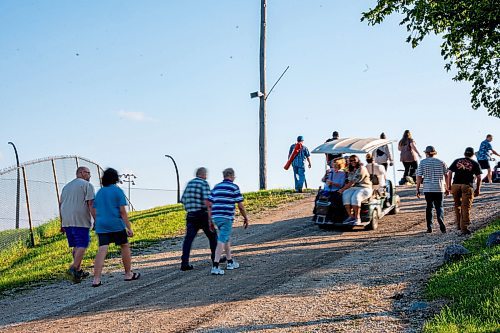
[478,159,490,170]
[97,230,128,246]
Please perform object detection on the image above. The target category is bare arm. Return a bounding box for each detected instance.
[338,181,355,193]
[411,142,422,158]
[87,199,96,220]
[474,175,482,196]
[491,148,500,157]
[416,176,423,198]
[446,170,453,191]
[120,206,133,237]
[237,202,249,229]
[306,157,312,168]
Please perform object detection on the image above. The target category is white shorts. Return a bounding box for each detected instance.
[342,187,373,206]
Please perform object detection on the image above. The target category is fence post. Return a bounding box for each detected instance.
[97,164,102,188]
[51,159,62,223]
[21,166,35,247]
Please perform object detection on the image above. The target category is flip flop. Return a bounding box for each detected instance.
[92,281,102,287]
[124,272,141,281]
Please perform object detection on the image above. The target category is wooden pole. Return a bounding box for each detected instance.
[22,166,35,247]
[259,0,267,190]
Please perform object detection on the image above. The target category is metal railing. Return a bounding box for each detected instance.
[0,156,103,249]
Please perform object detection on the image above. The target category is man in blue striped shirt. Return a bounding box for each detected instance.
[207,168,249,275]
[416,146,449,234]
[288,135,312,192]
[180,167,217,271]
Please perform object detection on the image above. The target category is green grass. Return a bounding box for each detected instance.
[0,189,309,293]
[424,219,500,333]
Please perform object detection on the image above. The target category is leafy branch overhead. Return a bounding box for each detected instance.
[362,0,500,118]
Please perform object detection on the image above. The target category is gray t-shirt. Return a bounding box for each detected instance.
[60,178,95,228]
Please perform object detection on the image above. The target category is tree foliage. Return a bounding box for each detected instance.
[362,0,500,117]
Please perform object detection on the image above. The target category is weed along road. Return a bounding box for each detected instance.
[1,184,499,333]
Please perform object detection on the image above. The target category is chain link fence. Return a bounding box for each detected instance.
[0,156,104,250]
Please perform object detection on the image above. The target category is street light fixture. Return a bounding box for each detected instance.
[119,173,136,211]
[165,155,180,203]
[7,142,20,229]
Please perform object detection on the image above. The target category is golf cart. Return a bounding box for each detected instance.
[311,137,400,230]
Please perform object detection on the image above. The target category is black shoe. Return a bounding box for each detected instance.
[180,265,193,271]
[67,267,81,283]
[78,269,90,278]
[439,225,447,234]
[426,227,432,233]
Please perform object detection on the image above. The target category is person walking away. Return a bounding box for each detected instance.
[447,147,482,235]
[325,131,341,164]
[365,153,386,194]
[288,135,311,192]
[92,168,140,287]
[416,146,449,233]
[60,166,96,283]
[477,134,500,183]
[398,130,422,184]
[374,132,393,170]
[180,167,217,271]
[207,168,249,275]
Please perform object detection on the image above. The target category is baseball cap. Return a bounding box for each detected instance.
[297,135,304,142]
[424,146,437,154]
[464,147,474,155]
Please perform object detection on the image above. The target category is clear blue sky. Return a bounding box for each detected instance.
[1,1,498,210]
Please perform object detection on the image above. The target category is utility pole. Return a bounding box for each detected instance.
[7,142,20,229]
[259,0,267,190]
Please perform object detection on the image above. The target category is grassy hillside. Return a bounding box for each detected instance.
[0,189,309,293]
[424,218,500,333]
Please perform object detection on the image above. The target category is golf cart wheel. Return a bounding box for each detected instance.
[365,209,379,230]
[389,196,401,215]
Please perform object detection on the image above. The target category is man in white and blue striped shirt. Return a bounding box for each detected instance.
[416,146,449,234]
[207,168,249,275]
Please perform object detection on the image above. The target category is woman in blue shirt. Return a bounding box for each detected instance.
[91,168,140,287]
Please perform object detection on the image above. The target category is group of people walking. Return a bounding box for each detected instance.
[58,132,497,285]
[290,130,498,234]
[60,165,250,286]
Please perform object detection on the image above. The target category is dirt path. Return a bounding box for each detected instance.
[1,184,499,333]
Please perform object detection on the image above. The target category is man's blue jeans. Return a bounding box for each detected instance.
[293,166,306,192]
[424,192,445,229]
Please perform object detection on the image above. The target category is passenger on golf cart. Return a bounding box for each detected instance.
[312,158,347,222]
[338,155,373,225]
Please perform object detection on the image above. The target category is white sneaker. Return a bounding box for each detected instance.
[226,260,240,270]
[211,266,225,275]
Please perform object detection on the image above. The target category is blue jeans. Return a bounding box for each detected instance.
[293,166,306,192]
[424,192,444,229]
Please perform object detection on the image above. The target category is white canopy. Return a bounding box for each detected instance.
[311,137,394,155]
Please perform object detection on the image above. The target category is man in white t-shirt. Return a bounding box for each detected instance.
[60,166,96,282]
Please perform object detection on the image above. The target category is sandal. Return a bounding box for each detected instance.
[124,272,141,281]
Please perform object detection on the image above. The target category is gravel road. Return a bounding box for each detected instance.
[1,184,499,333]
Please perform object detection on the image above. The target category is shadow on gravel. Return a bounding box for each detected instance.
[1,184,499,331]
